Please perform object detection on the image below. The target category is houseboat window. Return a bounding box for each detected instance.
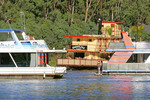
[77,38,80,41]
[118,25,121,30]
[89,39,92,42]
[111,24,115,28]
[0,32,13,41]
[15,31,24,40]
[74,53,84,59]
[0,53,15,67]
[12,53,30,67]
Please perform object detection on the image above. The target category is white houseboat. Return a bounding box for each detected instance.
[0,29,66,79]
[103,31,150,75]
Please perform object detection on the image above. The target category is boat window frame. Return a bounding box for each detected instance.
[77,38,80,42]
[0,32,14,41]
[89,39,92,42]
[14,31,24,40]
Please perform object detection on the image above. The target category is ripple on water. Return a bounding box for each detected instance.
[0,71,150,99]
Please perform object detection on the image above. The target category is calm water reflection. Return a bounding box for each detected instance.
[0,70,150,99]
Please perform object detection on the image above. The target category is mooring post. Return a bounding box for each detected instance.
[95,60,103,76]
[98,61,101,74]
[43,72,46,79]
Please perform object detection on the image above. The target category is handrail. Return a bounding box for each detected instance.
[57,58,106,67]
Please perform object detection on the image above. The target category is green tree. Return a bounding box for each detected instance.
[129,25,145,41]
[0,0,149,49]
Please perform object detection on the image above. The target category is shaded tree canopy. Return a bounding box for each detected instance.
[0,0,150,49]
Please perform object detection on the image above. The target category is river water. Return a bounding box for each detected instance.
[0,70,150,100]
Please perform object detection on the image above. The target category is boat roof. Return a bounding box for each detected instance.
[0,29,24,32]
[102,22,124,24]
[0,49,67,53]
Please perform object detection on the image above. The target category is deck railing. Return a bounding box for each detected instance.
[57,58,105,67]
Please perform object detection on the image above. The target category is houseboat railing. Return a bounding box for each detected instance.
[57,58,106,67]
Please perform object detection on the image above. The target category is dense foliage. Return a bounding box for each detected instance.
[0,0,150,49]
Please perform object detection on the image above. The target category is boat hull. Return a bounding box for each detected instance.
[102,63,150,75]
[0,67,66,79]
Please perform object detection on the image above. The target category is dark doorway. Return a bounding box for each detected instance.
[74,53,85,58]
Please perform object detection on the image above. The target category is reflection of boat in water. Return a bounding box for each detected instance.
[0,29,66,79]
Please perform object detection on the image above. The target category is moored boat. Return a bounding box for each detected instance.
[103,31,150,75]
[0,29,67,79]
[57,22,124,67]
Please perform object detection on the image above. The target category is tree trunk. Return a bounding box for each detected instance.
[0,0,4,6]
[44,6,48,19]
[85,9,88,22]
[85,0,89,22]
[88,0,100,21]
[100,0,103,16]
[53,0,55,10]
[71,0,75,24]
[68,0,71,13]
[111,10,114,22]
[68,0,71,26]
[85,0,92,22]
